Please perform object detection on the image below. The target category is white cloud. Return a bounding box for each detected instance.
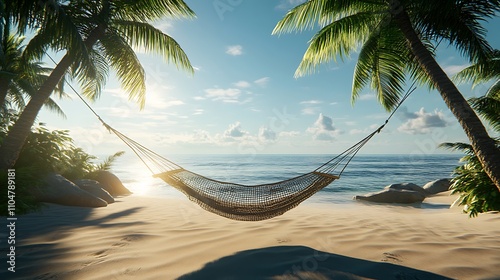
[306,113,341,141]
[443,64,469,76]
[254,77,270,87]
[223,122,248,138]
[358,93,376,101]
[204,88,241,103]
[226,45,243,56]
[300,100,322,105]
[279,131,300,137]
[258,127,277,142]
[193,109,204,115]
[398,107,449,134]
[193,96,206,101]
[234,80,251,88]
[152,20,173,33]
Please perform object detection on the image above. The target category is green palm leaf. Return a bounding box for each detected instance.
[353,22,409,110]
[78,46,109,101]
[99,28,146,107]
[296,12,381,77]
[409,0,498,63]
[113,20,193,74]
[115,0,195,21]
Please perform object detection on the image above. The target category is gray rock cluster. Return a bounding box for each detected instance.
[32,171,131,208]
[354,179,451,204]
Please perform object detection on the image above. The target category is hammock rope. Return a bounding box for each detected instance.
[56,55,415,220]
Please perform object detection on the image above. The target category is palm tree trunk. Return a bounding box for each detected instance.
[391,3,500,192]
[0,26,105,170]
[0,54,72,170]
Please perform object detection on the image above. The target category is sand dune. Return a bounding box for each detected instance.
[3,192,500,280]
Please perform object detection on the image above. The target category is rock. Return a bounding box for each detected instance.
[423,179,451,194]
[92,170,131,196]
[33,173,108,207]
[74,179,115,204]
[384,183,429,196]
[354,189,426,204]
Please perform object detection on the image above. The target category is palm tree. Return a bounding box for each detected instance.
[0,0,195,170]
[273,0,500,192]
[0,34,66,116]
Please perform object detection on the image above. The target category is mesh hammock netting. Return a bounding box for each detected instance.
[102,122,382,221]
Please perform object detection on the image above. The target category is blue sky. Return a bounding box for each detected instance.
[38,0,500,157]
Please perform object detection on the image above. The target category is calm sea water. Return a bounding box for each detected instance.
[109,154,462,205]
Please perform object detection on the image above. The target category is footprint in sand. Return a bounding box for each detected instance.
[381,252,403,263]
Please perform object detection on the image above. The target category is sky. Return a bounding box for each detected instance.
[37,0,500,158]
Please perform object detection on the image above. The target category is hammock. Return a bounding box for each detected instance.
[102,121,383,221]
[65,69,415,221]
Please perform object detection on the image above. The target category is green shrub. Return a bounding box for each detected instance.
[440,141,500,217]
[0,111,124,215]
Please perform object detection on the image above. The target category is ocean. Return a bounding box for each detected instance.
[110,153,462,205]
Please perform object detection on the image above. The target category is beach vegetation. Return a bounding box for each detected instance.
[273,0,500,192]
[441,140,500,217]
[441,50,500,216]
[0,111,124,215]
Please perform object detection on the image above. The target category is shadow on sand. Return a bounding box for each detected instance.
[178,245,452,280]
[0,200,145,279]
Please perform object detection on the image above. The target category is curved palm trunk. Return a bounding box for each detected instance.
[0,27,104,171]
[0,54,72,170]
[391,3,500,192]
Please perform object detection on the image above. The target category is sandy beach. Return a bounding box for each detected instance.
[3,192,500,280]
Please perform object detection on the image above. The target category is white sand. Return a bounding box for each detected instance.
[4,192,500,280]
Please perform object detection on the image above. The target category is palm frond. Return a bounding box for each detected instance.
[78,45,109,101]
[24,3,90,66]
[352,22,409,110]
[485,79,500,98]
[410,0,499,64]
[273,0,330,34]
[94,150,125,171]
[5,84,26,110]
[469,95,500,132]
[453,51,500,88]
[113,19,193,74]
[406,37,437,90]
[42,97,67,118]
[438,142,474,154]
[115,0,195,21]
[99,28,146,108]
[296,12,381,77]
[273,0,384,35]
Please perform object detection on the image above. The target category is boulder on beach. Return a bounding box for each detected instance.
[354,189,426,204]
[384,183,429,196]
[91,170,131,196]
[33,173,108,207]
[423,179,452,194]
[74,179,115,204]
